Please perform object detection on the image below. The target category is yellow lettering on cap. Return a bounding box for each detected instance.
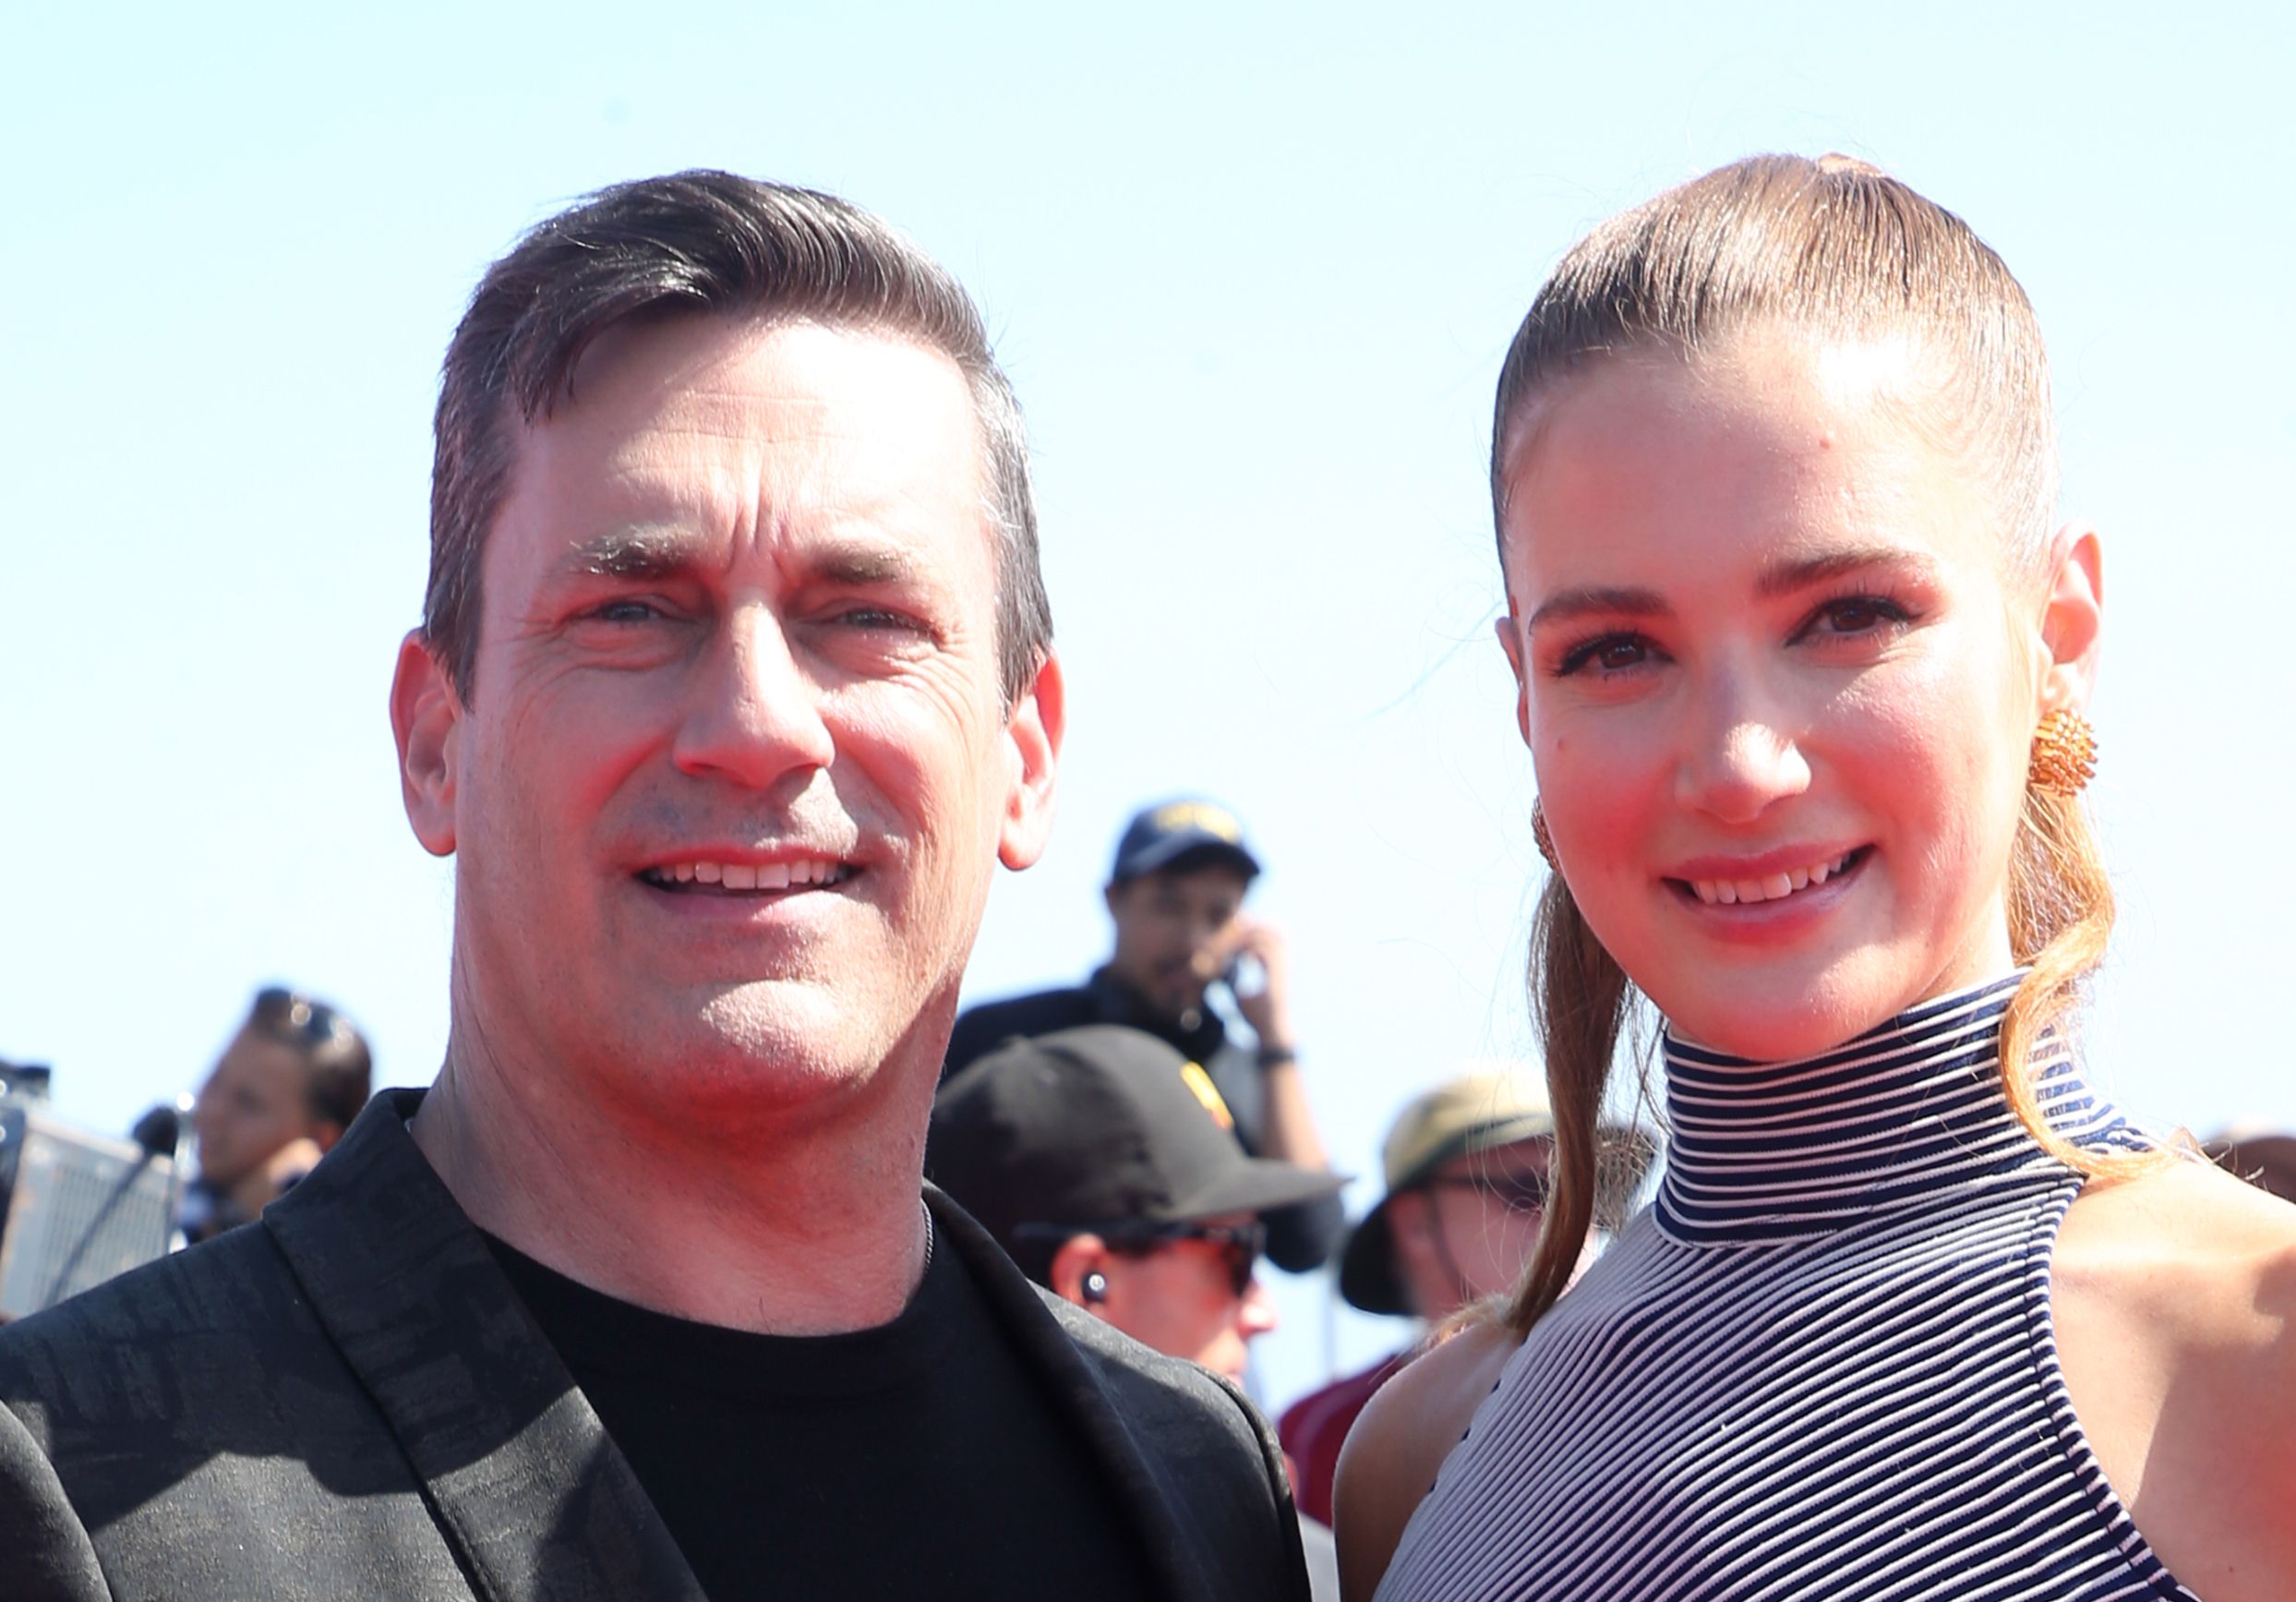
[1152,801,1242,842]
[1179,1062,1234,1129]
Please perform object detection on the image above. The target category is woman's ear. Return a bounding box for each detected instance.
[1494,607,1532,746]
[2035,522,2104,717]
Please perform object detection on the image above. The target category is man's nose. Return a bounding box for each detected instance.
[1673,670,1812,825]
[671,605,836,787]
[1236,1274,1280,1341]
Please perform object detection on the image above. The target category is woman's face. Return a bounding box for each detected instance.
[1497,332,2091,1061]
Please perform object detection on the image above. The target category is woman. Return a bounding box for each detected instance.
[1335,155,2296,1600]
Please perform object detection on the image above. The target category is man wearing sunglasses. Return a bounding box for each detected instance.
[931,1026,1342,1389]
[1278,1075,1600,1527]
[182,986,372,1243]
[930,1025,1348,1595]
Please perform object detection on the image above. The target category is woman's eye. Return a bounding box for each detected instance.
[1804,596,1913,639]
[1556,633,1654,677]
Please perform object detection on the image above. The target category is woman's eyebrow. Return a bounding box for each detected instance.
[1525,585,1669,635]
[1754,546,1938,598]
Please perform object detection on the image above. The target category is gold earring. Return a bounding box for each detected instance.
[1532,799,1558,871]
[2028,709,2098,796]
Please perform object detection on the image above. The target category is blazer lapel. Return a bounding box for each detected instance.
[926,1186,1222,1601]
[261,1089,705,1602]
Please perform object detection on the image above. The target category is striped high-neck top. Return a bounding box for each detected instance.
[1375,976,2203,1602]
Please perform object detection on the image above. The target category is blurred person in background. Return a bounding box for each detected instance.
[2204,1124,2296,1204]
[0,173,1310,1602]
[945,797,1344,1271]
[180,986,372,1242]
[930,1024,1348,1599]
[1280,1074,1646,1525]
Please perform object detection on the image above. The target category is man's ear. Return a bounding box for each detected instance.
[1048,1233,1110,1314]
[998,648,1065,871]
[310,1118,348,1154]
[2034,523,2105,718]
[1494,608,1532,747]
[391,630,461,858]
[1385,1190,1434,1271]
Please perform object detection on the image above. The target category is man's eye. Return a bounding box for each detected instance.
[585,598,663,624]
[838,607,923,632]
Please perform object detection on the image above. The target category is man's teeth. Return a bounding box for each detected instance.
[643,859,847,890]
[1689,852,1854,907]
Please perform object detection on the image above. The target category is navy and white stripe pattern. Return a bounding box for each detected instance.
[1376,976,2201,1602]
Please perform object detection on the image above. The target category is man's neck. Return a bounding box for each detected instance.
[410,1031,934,1338]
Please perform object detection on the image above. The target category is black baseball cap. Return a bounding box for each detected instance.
[1109,798,1260,884]
[928,1026,1344,1265]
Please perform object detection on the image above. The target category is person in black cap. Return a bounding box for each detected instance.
[932,1025,1345,1381]
[943,798,1345,1271]
[930,1024,1349,1600]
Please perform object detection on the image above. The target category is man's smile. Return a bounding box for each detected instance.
[638,857,858,894]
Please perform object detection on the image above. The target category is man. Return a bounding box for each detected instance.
[929,1025,1347,1599]
[945,798,1343,1270]
[1277,1074,1595,1525]
[0,172,1307,1602]
[181,985,372,1242]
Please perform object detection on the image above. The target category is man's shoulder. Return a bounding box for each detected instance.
[1035,1282,1264,1433]
[0,1223,312,1406]
[944,983,1104,1072]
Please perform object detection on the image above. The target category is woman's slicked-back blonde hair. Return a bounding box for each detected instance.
[1494,154,2131,1340]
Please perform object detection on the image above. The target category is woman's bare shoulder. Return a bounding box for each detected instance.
[1332,1316,1521,1600]
[2061,1153,2296,1290]
[2056,1155,2296,1598]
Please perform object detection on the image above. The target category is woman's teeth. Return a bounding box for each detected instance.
[642,859,848,891]
[1688,851,1855,907]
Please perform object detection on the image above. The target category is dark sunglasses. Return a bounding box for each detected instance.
[1425,1172,1551,1215]
[1016,1218,1268,1297]
[252,987,346,1048]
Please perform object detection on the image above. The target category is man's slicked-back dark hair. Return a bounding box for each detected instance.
[426,169,1052,707]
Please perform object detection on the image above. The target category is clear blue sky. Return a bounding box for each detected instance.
[6,1,2290,1410]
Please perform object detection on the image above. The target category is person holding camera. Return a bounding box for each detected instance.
[944,798,1344,1271]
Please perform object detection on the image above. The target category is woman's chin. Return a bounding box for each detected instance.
[1646,965,1905,1063]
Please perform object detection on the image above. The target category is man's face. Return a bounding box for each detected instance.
[1390,1137,1553,1319]
[1095,1212,1276,1382]
[191,1029,320,1190]
[393,317,1059,1127]
[1103,863,1250,1019]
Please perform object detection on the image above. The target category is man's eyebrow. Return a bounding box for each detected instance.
[809,541,918,588]
[555,529,926,588]
[1754,545,1939,598]
[559,527,704,582]
[1525,585,1669,634]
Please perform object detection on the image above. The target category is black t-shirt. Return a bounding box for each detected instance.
[485,1221,1159,1601]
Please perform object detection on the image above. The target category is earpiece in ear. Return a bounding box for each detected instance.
[1081,1270,1109,1306]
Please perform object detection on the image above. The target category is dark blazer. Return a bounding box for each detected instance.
[0,1089,1310,1602]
